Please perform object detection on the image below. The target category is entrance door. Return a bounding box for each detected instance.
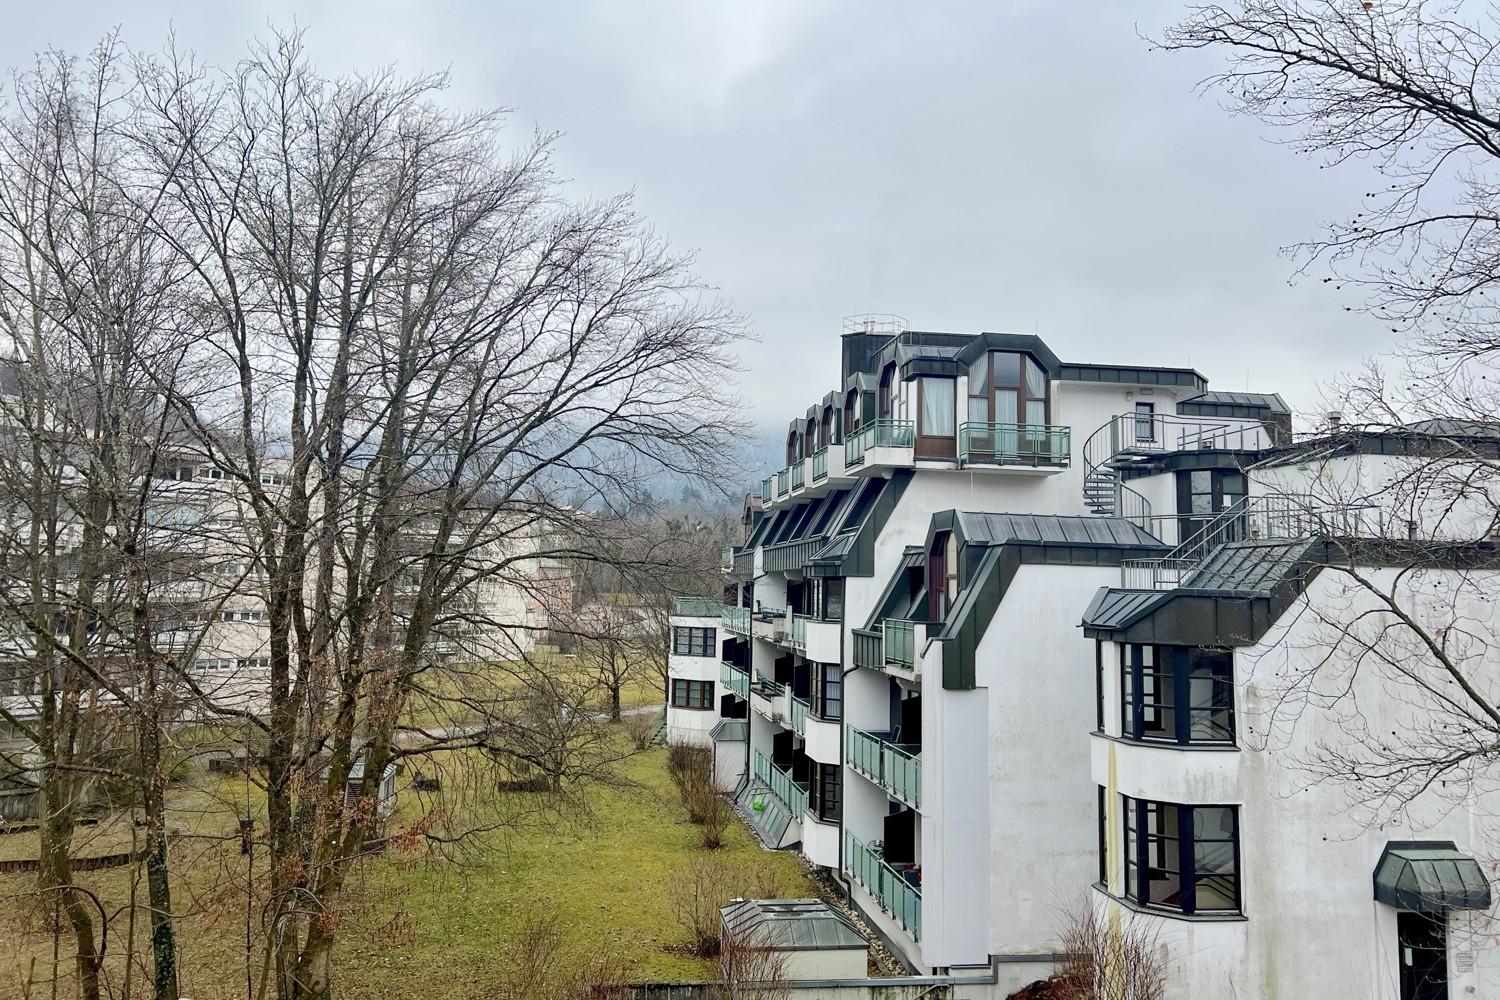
[1399,912,1448,1000]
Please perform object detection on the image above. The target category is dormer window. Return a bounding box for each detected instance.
[821,405,837,446]
[927,531,960,620]
[844,389,861,435]
[967,351,1048,430]
[878,363,896,418]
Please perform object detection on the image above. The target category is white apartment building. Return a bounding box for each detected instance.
[666,317,1500,1000]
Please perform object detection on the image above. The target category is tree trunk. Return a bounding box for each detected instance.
[40,791,101,1000]
[142,713,178,1000]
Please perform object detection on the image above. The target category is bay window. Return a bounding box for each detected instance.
[1121,644,1234,745]
[1120,795,1240,915]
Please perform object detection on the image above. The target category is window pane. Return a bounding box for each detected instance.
[1191,493,1214,514]
[920,378,955,436]
[992,351,1021,387]
[1190,470,1211,494]
[995,389,1018,425]
[1024,356,1046,398]
[968,395,989,427]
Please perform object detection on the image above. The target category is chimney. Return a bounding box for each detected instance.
[1326,411,1343,432]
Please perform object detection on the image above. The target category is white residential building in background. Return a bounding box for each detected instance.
[666,317,1500,1000]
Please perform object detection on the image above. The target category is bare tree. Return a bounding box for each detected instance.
[118,29,743,1000]
[1046,897,1166,1000]
[1155,2,1500,822]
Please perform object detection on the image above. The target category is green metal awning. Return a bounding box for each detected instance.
[1374,842,1492,913]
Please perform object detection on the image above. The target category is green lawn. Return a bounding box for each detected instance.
[0,734,818,1000]
[332,746,815,996]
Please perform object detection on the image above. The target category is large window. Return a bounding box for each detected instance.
[844,389,862,435]
[672,626,717,657]
[1121,644,1234,745]
[916,377,956,457]
[967,351,1048,429]
[811,662,842,720]
[1120,795,1240,915]
[671,679,714,710]
[878,363,896,418]
[809,762,842,823]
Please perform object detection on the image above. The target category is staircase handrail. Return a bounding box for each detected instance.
[1081,415,1155,529]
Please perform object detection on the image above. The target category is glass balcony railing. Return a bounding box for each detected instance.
[776,469,790,497]
[790,696,809,736]
[845,831,920,941]
[791,614,809,650]
[958,422,1070,467]
[844,419,915,467]
[721,606,750,635]
[761,476,774,502]
[753,749,808,816]
[791,460,805,490]
[810,447,828,481]
[720,661,749,699]
[846,725,921,809]
[674,596,723,617]
[882,619,916,667]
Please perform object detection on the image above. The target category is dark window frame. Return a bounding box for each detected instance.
[1121,794,1241,916]
[809,762,843,823]
[1121,643,1235,746]
[672,626,717,658]
[878,362,897,419]
[671,679,715,710]
[811,662,842,720]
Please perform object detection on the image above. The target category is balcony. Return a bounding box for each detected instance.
[844,419,914,468]
[761,475,774,503]
[790,696,809,736]
[721,546,735,572]
[791,460,806,491]
[720,661,749,699]
[958,422,1070,469]
[776,469,790,498]
[750,673,790,723]
[790,613,809,651]
[847,725,921,809]
[753,749,808,816]
[811,448,828,481]
[845,831,920,942]
[852,620,921,675]
[721,606,751,635]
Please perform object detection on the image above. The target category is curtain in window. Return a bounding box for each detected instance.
[920,378,955,437]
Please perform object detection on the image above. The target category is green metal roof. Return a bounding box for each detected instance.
[1374,842,1492,913]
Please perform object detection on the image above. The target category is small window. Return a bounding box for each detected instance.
[672,679,714,710]
[672,627,716,657]
[1121,644,1234,745]
[809,762,842,823]
[1134,402,1155,443]
[878,363,896,418]
[1121,795,1240,915]
[812,662,842,720]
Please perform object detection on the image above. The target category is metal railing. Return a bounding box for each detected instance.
[753,750,808,816]
[1118,492,1391,590]
[846,725,921,809]
[753,672,786,697]
[791,614,809,650]
[720,661,749,699]
[761,476,774,503]
[721,546,735,572]
[845,419,915,467]
[845,831,921,941]
[811,447,828,481]
[721,606,750,634]
[883,619,915,667]
[958,422,1071,467]
[790,460,805,490]
[790,696,809,736]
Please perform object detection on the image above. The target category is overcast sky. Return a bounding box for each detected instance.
[5,1,1387,427]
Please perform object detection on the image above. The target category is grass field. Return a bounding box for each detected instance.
[0,732,817,1000]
